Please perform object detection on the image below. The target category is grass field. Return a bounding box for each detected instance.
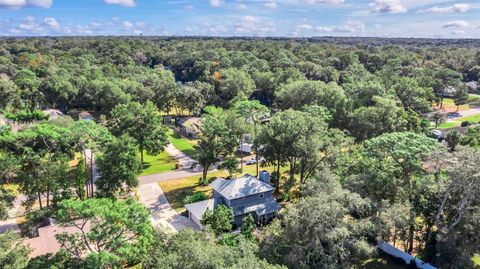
[473,254,480,267]
[140,151,176,176]
[160,164,288,212]
[438,114,480,129]
[166,129,199,159]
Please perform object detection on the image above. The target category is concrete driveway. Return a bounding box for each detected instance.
[137,183,198,232]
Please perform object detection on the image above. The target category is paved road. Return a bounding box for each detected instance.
[137,183,198,232]
[446,108,480,122]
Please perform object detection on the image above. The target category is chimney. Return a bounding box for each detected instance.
[259,170,270,184]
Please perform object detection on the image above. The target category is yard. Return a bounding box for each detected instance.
[160,164,289,212]
[438,114,480,129]
[473,254,480,267]
[140,151,177,176]
[139,128,199,176]
[166,128,199,159]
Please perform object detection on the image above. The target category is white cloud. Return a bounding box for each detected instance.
[0,0,52,9]
[122,20,133,28]
[184,4,194,10]
[369,0,407,14]
[442,20,469,28]
[103,0,135,7]
[235,3,247,10]
[296,24,312,30]
[90,22,103,28]
[316,21,365,33]
[234,15,276,35]
[136,21,145,27]
[421,3,469,13]
[42,17,59,28]
[265,2,277,8]
[209,0,224,7]
[301,0,344,4]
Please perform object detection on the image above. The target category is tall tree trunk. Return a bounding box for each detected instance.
[46,183,50,208]
[90,149,94,197]
[240,134,244,173]
[255,150,259,177]
[140,145,144,163]
[36,178,43,210]
[83,149,89,197]
[202,164,209,183]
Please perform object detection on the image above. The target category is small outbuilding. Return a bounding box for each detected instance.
[78,111,94,121]
[175,117,201,138]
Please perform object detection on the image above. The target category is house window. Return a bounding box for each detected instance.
[259,193,264,198]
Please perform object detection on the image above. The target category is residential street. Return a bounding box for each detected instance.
[446,107,480,122]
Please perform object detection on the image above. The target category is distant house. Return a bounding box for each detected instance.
[175,117,201,138]
[185,172,279,229]
[78,111,94,121]
[42,109,64,120]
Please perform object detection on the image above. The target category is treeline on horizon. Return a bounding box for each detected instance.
[1,37,480,269]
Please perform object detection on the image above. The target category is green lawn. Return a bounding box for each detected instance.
[166,129,199,159]
[438,114,480,129]
[473,254,480,267]
[140,151,177,176]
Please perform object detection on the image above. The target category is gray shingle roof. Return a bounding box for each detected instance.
[209,174,275,200]
[184,198,215,220]
[232,197,279,216]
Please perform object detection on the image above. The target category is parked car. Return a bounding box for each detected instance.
[246,158,257,165]
[430,129,444,142]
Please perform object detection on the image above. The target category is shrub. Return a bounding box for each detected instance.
[183,192,208,204]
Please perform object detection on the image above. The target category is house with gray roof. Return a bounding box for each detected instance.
[185,172,279,229]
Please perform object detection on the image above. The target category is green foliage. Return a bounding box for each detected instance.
[183,192,208,204]
[55,198,153,268]
[445,130,461,152]
[27,250,84,269]
[0,186,15,220]
[96,135,141,197]
[218,156,240,178]
[142,229,284,269]
[197,106,239,180]
[109,101,168,162]
[202,205,234,235]
[240,214,256,241]
[0,231,31,269]
[5,109,48,123]
[261,178,375,269]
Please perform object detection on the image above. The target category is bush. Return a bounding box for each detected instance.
[183,192,208,204]
[461,121,471,127]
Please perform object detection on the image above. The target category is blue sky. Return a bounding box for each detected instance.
[0,0,479,37]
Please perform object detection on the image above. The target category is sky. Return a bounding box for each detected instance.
[0,0,479,38]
